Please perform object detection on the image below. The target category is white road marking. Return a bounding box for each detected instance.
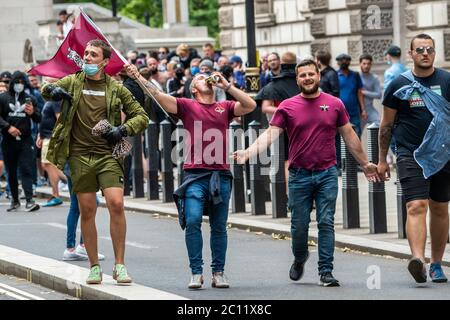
[0,223,45,227]
[45,222,67,230]
[0,283,44,300]
[44,223,158,250]
[99,236,158,250]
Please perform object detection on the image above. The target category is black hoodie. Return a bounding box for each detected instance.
[255,63,300,102]
[0,71,41,139]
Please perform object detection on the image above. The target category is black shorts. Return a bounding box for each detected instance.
[397,156,450,203]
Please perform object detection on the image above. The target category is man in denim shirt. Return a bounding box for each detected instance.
[379,34,450,284]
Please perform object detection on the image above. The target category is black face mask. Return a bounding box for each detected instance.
[340,63,350,70]
[130,58,137,65]
[175,70,184,80]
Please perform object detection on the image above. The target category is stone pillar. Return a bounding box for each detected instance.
[163,0,189,28]
[0,0,53,71]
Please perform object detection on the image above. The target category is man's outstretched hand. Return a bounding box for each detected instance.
[50,86,72,102]
[361,162,382,183]
[232,150,249,165]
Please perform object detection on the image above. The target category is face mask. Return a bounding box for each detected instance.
[191,66,200,76]
[158,53,167,61]
[386,60,392,66]
[176,71,184,80]
[130,58,137,65]
[13,83,24,93]
[83,61,104,76]
[340,63,349,70]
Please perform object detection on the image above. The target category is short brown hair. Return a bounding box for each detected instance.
[203,43,214,49]
[359,53,373,63]
[315,50,331,66]
[86,39,112,59]
[281,52,297,64]
[295,59,320,74]
[410,33,435,50]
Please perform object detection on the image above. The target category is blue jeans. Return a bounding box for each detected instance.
[66,177,83,249]
[349,114,361,138]
[184,175,231,275]
[288,166,338,275]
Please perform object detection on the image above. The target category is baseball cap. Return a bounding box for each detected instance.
[229,55,243,64]
[0,71,12,80]
[335,53,352,61]
[384,45,401,57]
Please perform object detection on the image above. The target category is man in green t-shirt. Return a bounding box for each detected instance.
[41,39,149,285]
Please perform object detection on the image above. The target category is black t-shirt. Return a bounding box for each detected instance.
[39,100,61,139]
[382,68,450,157]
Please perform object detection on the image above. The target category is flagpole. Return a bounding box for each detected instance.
[79,7,175,124]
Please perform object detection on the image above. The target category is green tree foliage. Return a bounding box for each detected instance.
[188,0,219,43]
[59,0,218,43]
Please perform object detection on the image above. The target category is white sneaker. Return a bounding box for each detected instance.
[58,181,68,192]
[75,244,105,261]
[62,249,88,261]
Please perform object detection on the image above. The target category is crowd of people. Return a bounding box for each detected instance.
[0,22,448,290]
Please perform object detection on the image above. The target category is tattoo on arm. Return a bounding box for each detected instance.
[379,125,392,159]
[144,81,161,96]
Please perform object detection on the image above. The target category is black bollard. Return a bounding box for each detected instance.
[146,121,159,200]
[160,120,174,202]
[396,172,407,239]
[341,134,360,228]
[367,124,387,233]
[270,131,287,218]
[242,107,263,203]
[229,121,246,213]
[175,120,185,188]
[248,120,266,215]
[132,133,145,198]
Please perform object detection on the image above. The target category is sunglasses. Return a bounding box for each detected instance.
[414,46,435,55]
[1,80,10,84]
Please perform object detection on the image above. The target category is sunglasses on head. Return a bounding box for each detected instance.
[414,46,435,55]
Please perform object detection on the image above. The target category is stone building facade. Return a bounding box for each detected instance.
[219,0,450,77]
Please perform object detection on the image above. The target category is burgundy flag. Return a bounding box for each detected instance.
[29,8,126,78]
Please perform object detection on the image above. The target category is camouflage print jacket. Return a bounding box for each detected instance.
[41,71,149,170]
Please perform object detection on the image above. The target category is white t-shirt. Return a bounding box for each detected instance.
[63,20,73,38]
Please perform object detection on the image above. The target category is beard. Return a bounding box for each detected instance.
[300,82,320,95]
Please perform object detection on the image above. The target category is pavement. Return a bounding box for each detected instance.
[1,202,450,301]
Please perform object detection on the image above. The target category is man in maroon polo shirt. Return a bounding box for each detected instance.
[126,64,256,289]
[234,59,379,287]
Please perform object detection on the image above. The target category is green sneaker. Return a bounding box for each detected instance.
[86,265,102,285]
[113,264,132,284]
